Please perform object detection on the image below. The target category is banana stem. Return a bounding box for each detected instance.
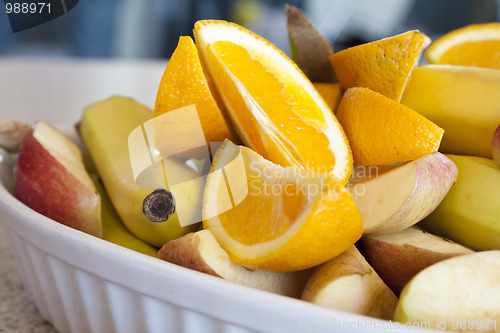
[143,189,176,222]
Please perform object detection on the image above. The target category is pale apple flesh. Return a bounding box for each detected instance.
[348,152,457,235]
[394,251,500,333]
[492,124,500,169]
[158,229,310,298]
[362,226,473,296]
[14,121,102,237]
[301,246,398,320]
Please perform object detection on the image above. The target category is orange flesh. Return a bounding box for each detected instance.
[207,41,337,174]
[217,155,309,245]
[438,40,500,69]
[154,36,237,145]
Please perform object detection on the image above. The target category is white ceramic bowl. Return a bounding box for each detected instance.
[0,58,436,333]
[0,149,438,333]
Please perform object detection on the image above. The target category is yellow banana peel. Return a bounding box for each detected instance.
[80,97,202,248]
[91,174,158,257]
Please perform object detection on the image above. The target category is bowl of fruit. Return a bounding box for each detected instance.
[0,7,499,333]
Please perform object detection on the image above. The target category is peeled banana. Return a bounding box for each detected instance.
[401,65,500,158]
[418,154,500,251]
[80,97,203,248]
[91,174,158,257]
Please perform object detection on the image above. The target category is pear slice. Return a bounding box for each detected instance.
[286,4,337,83]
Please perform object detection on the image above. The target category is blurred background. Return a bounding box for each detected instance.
[0,0,499,59]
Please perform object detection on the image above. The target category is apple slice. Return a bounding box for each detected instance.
[14,121,102,237]
[361,227,473,295]
[394,251,500,332]
[158,230,310,298]
[493,124,500,169]
[348,152,457,235]
[301,246,398,320]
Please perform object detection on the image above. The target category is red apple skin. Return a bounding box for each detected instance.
[492,124,500,169]
[14,125,102,237]
[361,235,471,296]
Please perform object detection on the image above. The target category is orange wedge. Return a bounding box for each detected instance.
[425,23,500,69]
[154,36,239,149]
[313,83,342,113]
[202,140,363,272]
[330,31,430,101]
[194,20,352,184]
[336,87,444,166]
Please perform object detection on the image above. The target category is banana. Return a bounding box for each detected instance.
[91,174,158,257]
[401,65,500,158]
[80,97,203,248]
[418,154,500,251]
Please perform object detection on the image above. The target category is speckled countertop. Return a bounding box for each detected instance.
[0,226,56,333]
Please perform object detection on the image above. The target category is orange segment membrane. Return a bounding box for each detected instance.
[207,41,337,174]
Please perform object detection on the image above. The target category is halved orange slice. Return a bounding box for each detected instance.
[202,140,363,272]
[425,22,500,69]
[194,20,352,184]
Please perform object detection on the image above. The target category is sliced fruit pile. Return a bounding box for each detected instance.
[330,30,444,167]
[80,97,203,248]
[5,7,500,333]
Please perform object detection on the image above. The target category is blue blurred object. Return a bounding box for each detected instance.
[0,0,498,59]
[0,9,13,53]
[68,0,121,57]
